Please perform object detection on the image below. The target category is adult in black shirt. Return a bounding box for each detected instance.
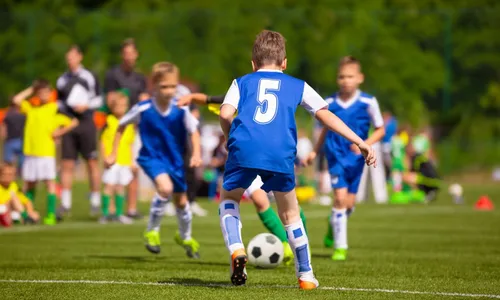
[103,39,148,219]
[1,101,26,172]
[56,45,102,215]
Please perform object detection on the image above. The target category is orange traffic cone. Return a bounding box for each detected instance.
[474,195,494,211]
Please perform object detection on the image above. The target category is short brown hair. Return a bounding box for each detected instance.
[32,78,51,93]
[121,38,137,51]
[252,30,286,69]
[68,44,82,54]
[151,62,179,83]
[338,56,361,70]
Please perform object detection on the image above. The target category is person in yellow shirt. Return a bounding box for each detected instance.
[0,164,39,227]
[13,79,78,225]
[100,92,135,224]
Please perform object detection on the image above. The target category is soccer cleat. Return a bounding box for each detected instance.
[118,215,133,224]
[190,202,208,217]
[90,205,100,217]
[282,242,294,266]
[298,274,319,290]
[174,232,200,259]
[98,216,109,224]
[144,230,161,254]
[127,212,143,220]
[332,248,347,261]
[43,214,57,226]
[230,248,248,286]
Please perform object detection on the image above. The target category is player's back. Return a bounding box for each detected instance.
[134,99,188,169]
[227,70,304,175]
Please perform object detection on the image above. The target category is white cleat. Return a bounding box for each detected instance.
[190,202,208,217]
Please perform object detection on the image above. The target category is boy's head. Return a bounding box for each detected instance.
[32,79,51,103]
[337,56,364,95]
[110,91,129,118]
[151,62,179,102]
[0,164,15,187]
[252,30,287,71]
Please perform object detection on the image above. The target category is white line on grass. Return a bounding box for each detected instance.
[1,279,499,298]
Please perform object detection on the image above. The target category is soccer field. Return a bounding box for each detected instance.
[1,183,499,299]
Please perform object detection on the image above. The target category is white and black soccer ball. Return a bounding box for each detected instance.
[247,233,284,269]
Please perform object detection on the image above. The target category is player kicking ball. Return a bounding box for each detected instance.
[105,62,202,258]
[304,56,385,261]
[218,30,376,289]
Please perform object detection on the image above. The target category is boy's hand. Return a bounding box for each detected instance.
[189,155,202,168]
[302,151,317,166]
[177,94,194,107]
[52,129,65,139]
[357,142,377,167]
[104,154,117,169]
[28,211,40,222]
[350,143,361,155]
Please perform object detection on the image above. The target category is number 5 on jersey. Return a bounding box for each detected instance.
[254,79,281,124]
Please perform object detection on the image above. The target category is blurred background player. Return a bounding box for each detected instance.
[305,56,385,260]
[106,62,202,258]
[99,91,135,224]
[217,30,375,289]
[104,38,148,219]
[1,99,26,175]
[13,79,79,225]
[381,111,398,179]
[56,45,102,217]
[0,164,39,226]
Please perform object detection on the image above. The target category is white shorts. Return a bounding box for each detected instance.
[22,156,57,181]
[244,176,264,197]
[102,164,133,186]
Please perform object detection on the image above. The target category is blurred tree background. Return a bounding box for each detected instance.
[0,0,499,173]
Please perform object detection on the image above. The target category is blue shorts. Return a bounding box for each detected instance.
[138,158,187,193]
[329,161,365,194]
[3,138,24,166]
[223,166,295,193]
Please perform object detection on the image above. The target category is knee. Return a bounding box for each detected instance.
[333,194,347,208]
[157,184,173,199]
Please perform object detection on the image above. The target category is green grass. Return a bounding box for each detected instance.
[1,182,500,299]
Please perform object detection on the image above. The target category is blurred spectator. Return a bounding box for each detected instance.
[56,45,102,216]
[1,99,26,172]
[104,38,148,219]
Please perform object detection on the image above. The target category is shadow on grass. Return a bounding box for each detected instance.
[158,277,231,289]
[177,260,228,267]
[311,253,332,259]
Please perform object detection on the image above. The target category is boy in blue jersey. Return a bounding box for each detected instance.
[105,62,202,258]
[218,31,376,289]
[304,56,385,261]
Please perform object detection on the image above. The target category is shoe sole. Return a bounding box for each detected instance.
[231,255,247,286]
[145,244,161,254]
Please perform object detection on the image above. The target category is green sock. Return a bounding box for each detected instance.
[102,194,111,216]
[21,211,29,220]
[115,194,125,217]
[258,207,287,242]
[47,193,57,215]
[326,215,333,238]
[299,206,308,234]
[26,189,36,203]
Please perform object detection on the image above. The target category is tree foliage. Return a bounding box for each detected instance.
[0,0,498,171]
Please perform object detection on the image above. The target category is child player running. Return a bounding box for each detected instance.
[217,30,376,289]
[304,56,385,261]
[105,62,202,258]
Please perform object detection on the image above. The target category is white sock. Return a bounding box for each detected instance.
[176,202,192,240]
[285,219,313,278]
[147,194,169,232]
[332,208,348,249]
[61,189,72,209]
[219,200,243,254]
[90,192,100,207]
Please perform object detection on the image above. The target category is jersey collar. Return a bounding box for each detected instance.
[335,89,361,109]
[256,69,283,73]
[151,97,177,116]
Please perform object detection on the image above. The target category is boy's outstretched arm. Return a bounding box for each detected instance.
[52,118,79,139]
[177,93,226,107]
[316,109,376,167]
[189,130,202,168]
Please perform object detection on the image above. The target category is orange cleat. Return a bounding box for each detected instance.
[298,276,319,290]
[230,248,248,286]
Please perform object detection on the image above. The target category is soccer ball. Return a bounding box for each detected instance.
[247,233,284,269]
[448,183,463,197]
